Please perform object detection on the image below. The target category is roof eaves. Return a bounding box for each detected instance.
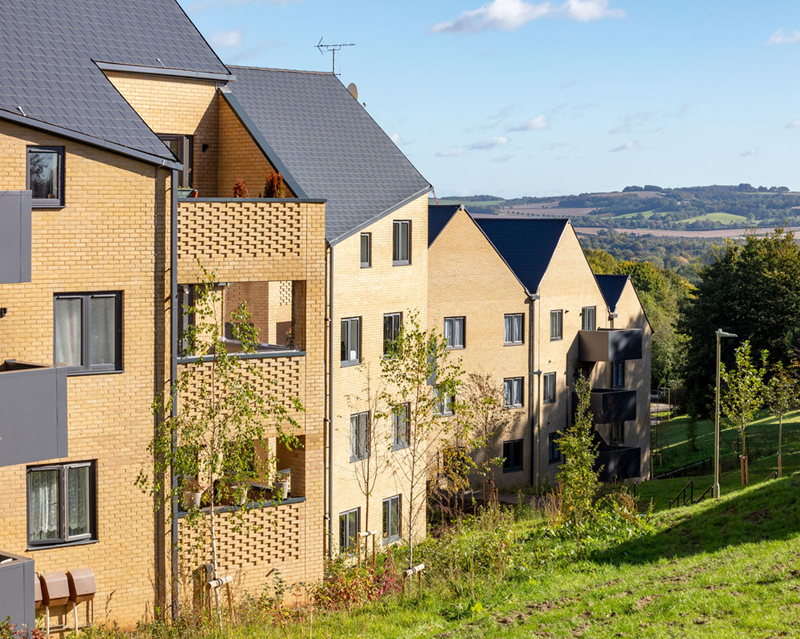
[95,61,234,83]
[327,185,432,246]
[0,107,182,170]
[219,88,308,199]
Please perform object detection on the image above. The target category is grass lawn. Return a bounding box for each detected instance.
[613,209,657,219]
[681,212,748,224]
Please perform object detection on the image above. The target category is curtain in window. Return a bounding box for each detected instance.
[29,470,59,541]
[67,465,90,538]
[54,298,82,367]
[348,320,359,361]
[452,319,463,347]
[90,296,115,365]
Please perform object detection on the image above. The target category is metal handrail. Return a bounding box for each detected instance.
[654,457,712,480]
[693,484,713,504]
[669,480,694,508]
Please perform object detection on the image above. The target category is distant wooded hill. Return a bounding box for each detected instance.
[435,184,800,232]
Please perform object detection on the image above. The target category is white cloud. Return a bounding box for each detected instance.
[390,133,409,146]
[740,147,757,157]
[436,148,467,158]
[468,136,510,150]
[210,30,244,49]
[508,115,549,131]
[609,123,630,135]
[431,0,625,34]
[787,119,800,129]
[609,140,638,152]
[769,29,800,45]
[492,154,514,162]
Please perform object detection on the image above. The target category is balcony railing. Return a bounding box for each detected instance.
[0,361,68,467]
[0,191,31,284]
[595,447,641,482]
[177,198,324,283]
[0,551,35,632]
[579,328,643,362]
[574,388,637,424]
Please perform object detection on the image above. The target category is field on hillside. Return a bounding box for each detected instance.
[681,212,748,224]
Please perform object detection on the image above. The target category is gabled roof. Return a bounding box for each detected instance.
[595,274,629,313]
[473,217,570,295]
[428,204,463,247]
[0,0,229,165]
[225,66,431,244]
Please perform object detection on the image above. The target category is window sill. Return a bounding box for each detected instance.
[32,203,66,210]
[340,360,361,368]
[543,399,555,404]
[502,467,523,474]
[503,404,524,410]
[503,342,524,347]
[550,337,562,342]
[392,261,411,267]
[445,346,465,351]
[360,264,371,269]
[382,536,401,545]
[350,455,370,463]
[391,442,409,452]
[65,368,124,377]
[27,538,98,552]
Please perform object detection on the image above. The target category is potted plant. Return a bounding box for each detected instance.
[273,471,290,501]
[183,479,204,510]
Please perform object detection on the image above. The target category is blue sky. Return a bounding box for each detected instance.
[179,0,800,198]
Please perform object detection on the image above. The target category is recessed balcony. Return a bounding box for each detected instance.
[0,361,68,467]
[579,328,643,362]
[0,191,32,284]
[573,388,637,424]
[595,447,641,482]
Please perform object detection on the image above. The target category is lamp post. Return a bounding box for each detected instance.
[714,329,737,498]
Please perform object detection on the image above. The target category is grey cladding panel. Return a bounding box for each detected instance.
[0,191,32,284]
[0,552,35,633]
[0,363,68,467]
[579,329,643,362]
[574,388,637,424]
[596,447,641,482]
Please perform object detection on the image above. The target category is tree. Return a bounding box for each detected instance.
[138,266,301,622]
[557,376,600,548]
[720,341,767,485]
[766,361,798,478]
[379,312,466,568]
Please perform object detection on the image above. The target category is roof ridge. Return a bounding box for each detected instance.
[228,65,334,76]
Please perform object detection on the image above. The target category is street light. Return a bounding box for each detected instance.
[714,329,738,498]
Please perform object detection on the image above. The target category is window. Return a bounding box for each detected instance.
[360,233,371,268]
[340,317,361,365]
[339,508,359,551]
[502,440,524,472]
[443,316,465,349]
[613,361,625,388]
[178,284,196,357]
[504,313,523,345]
[158,134,193,188]
[384,312,402,356]
[503,377,524,408]
[612,421,625,446]
[392,403,410,449]
[382,495,401,543]
[54,293,122,373]
[28,462,96,546]
[582,306,596,331]
[548,432,562,463]
[350,411,370,461]
[435,388,455,416]
[392,220,411,265]
[543,372,556,403]
[27,146,65,207]
[550,310,563,341]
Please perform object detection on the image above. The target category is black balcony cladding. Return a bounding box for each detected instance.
[595,447,641,482]
[578,328,643,362]
[0,361,68,467]
[0,191,32,284]
[574,388,637,424]
[0,551,35,633]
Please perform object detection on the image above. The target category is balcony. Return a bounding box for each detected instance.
[595,447,641,482]
[177,198,325,284]
[579,328,642,362]
[0,361,68,467]
[0,551,35,632]
[0,191,32,284]
[574,388,637,424]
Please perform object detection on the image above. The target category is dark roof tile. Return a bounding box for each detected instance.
[595,274,629,313]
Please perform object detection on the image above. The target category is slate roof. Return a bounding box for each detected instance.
[0,0,229,164]
[473,218,570,295]
[225,66,431,244]
[595,274,629,313]
[428,204,462,246]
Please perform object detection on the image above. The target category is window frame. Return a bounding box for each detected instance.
[443,316,466,350]
[27,461,97,548]
[392,220,411,266]
[548,432,563,464]
[391,403,410,450]
[383,312,402,357]
[581,306,596,331]
[53,292,123,375]
[612,361,625,389]
[612,421,625,446]
[503,377,524,408]
[350,411,370,462]
[503,313,524,345]
[339,507,360,552]
[435,388,455,416]
[382,495,402,543]
[502,439,524,473]
[340,317,361,366]
[543,372,556,403]
[157,134,194,188]
[549,310,563,341]
[27,146,65,208]
[360,233,372,268]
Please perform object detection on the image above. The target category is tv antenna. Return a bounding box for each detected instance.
[315,38,355,75]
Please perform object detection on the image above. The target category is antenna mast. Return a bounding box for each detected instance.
[315,38,355,76]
